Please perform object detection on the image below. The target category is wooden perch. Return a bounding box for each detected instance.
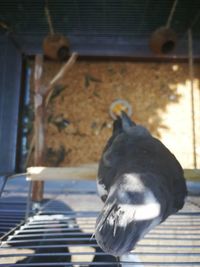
[27,164,98,181]
[32,54,45,202]
[184,169,200,182]
[26,166,200,182]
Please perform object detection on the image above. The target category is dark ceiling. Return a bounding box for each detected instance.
[0,0,200,57]
[0,0,200,38]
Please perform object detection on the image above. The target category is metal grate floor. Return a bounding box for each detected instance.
[0,193,200,266]
[0,199,26,239]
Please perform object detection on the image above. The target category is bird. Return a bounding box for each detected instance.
[95,111,187,257]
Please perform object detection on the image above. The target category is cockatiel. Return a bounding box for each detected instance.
[95,112,187,257]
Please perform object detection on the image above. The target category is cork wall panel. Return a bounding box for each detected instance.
[28,60,200,169]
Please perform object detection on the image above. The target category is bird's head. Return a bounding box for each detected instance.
[95,174,161,256]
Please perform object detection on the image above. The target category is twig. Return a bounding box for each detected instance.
[166,0,178,28]
[24,135,35,168]
[50,52,78,86]
[44,52,78,106]
[45,1,54,35]
[25,52,78,168]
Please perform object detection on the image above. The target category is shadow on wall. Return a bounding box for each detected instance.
[22,60,200,167]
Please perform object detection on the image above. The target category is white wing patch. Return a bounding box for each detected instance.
[120,253,143,267]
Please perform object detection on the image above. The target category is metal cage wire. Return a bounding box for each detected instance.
[0,177,200,267]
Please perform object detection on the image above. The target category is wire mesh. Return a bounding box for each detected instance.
[0,186,200,267]
[0,0,200,37]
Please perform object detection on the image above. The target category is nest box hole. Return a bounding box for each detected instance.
[57,46,70,61]
[161,40,175,54]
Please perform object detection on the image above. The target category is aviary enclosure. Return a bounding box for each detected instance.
[0,0,200,266]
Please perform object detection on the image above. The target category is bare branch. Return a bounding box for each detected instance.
[44,52,78,106]
[50,52,78,86]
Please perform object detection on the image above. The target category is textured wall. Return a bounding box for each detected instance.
[28,60,200,170]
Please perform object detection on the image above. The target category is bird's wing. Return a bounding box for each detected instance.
[98,127,187,211]
[97,117,123,201]
[150,137,187,212]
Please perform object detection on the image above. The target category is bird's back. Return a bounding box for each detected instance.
[96,113,187,256]
[98,115,187,218]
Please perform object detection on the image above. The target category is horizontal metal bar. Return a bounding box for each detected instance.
[0,216,25,221]
[9,232,92,238]
[2,237,96,244]
[15,227,200,234]
[2,252,200,258]
[37,211,200,216]
[160,222,200,226]
[1,261,200,266]
[29,218,95,222]
[1,243,200,250]
[25,223,92,228]
[25,218,200,225]
[9,231,200,240]
[29,218,97,223]
[156,225,200,230]
[24,220,200,226]
[170,212,200,216]
[0,205,26,208]
[38,211,98,216]
[27,219,200,226]
[22,225,200,233]
[147,232,200,237]
[21,225,83,230]
[0,209,25,214]
[0,228,14,232]
[30,220,200,226]
[31,214,199,219]
[0,243,100,250]
[27,220,200,227]
[0,200,27,204]
[11,225,200,233]
[36,211,200,216]
[14,230,200,237]
[0,223,20,226]
[23,223,96,228]
[0,263,120,267]
[167,218,200,221]
[152,228,200,232]
[0,218,23,222]
[41,190,96,195]
[0,214,25,217]
[16,227,95,233]
[29,217,200,224]
[27,221,95,225]
[4,236,200,244]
